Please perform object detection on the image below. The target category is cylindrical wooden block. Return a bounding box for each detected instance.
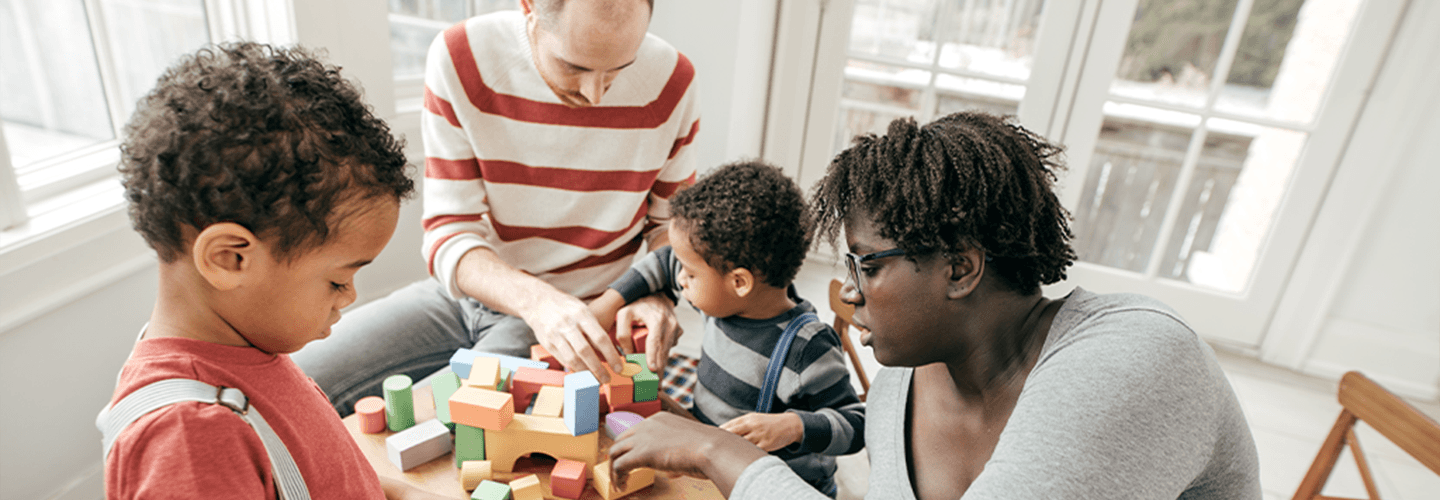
[383,374,416,432]
[355,396,387,433]
[460,460,493,490]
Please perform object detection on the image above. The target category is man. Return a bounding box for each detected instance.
[294,0,699,415]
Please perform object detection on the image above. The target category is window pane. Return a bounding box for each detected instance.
[934,74,1022,116]
[849,0,941,64]
[1215,0,1361,125]
[1110,0,1241,109]
[1,0,113,170]
[391,0,515,80]
[95,0,211,122]
[936,0,1044,80]
[834,61,928,153]
[833,107,908,156]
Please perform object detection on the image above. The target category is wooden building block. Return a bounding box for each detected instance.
[631,369,659,403]
[508,474,543,500]
[624,353,648,369]
[460,460,493,490]
[549,459,588,499]
[432,371,463,426]
[511,367,566,410]
[604,411,644,440]
[611,398,660,418]
[592,460,655,500]
[355,396,387,434]
[455,422,486,466]
[384,375,416,432]
[385,419,452,472]
[532,385,564,418]
[465,356,501,390]
[471,480,511,500]
[485,414,598,473]
[601,367,634,411]
[630,326,648,354]
[530,344,561,370]
[450,386,514,431]
[563,371,600,436]
[451,348,547,379]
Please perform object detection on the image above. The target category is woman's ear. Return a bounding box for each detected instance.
[729,268,756,298]
[192,223,262,291]
[946,248,985,299]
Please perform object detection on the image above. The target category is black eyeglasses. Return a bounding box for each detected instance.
[843,248,907,296]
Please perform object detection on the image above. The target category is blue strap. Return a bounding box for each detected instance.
[755,312,818,413]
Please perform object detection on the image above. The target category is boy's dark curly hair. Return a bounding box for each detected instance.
[671,160,812,288]
[119,42,413,263]
[811,112,1076,294]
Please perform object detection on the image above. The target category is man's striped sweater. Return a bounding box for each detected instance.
[421,11,700,300]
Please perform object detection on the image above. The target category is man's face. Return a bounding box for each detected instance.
[526,0,649,107]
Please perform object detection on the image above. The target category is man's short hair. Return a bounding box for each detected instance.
[671,160,812,288]
[119,42,414,263]
[533,0,654,27]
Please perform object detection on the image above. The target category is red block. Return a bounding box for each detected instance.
[530,344,561,371]
[510,367,566,410]
[550,459,589,499]
[631,326,649,354]
[611,398,661,418]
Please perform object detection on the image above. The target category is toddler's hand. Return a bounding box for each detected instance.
[719,412,802,452]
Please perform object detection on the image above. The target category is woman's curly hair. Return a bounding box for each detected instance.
[119,42,413,263]
[811,112,1075,293]
[671,160,812,288]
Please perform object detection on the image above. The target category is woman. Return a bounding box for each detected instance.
[608,112,1261,499]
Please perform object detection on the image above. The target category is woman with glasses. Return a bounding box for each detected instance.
[607,111,1260,499]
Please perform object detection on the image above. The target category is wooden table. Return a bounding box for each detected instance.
[343,385,724,499]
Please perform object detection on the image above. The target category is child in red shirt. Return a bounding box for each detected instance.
[101,42,440,500]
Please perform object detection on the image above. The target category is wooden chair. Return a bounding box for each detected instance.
[1292,371,1440,500]
[828,279,870,402]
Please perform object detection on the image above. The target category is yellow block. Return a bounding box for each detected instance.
[465,357,501,390]
[484,414,598,472]
[591,460,655,500]
[460,460,492,490]
[532,385,564,418]
[509,474,543,500]
[620,363,643,377]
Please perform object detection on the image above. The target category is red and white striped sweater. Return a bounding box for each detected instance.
[421,11,700,301]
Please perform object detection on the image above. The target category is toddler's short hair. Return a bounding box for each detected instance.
[119,42,413,262]
[670,160,811,288]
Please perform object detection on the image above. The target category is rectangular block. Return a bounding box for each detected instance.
[530,344,561,370]
[601,368,633,410]
[510,367,567,410]
[431,371,463,426]
[385,419,452,472]
[465,356,501,390]
[631,369,659,403]
[471,479,511,500]
[508,474,543,500]
[451,348,547,379]
[455,423,486,467]
[611,398,661,418]
[450,386,514,431]
[550,459,588,499]
[564,371,600,436]
[630,326,649,354]
[532,385,564,418]
[592,460,656,500]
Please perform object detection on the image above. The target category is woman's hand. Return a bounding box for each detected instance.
[609,412,769,497]
[720,412,804,452]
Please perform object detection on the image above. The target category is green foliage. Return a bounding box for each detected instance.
[1121,0,1304,88]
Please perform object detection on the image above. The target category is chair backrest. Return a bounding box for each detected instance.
[1292,371,1440,500]
[828,279,870,401]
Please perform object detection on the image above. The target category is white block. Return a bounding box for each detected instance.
[386,419,453,471]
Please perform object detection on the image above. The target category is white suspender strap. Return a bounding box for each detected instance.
[96,379,312,500]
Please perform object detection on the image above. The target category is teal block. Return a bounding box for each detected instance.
[471,480,510,500]
[632,369,659,402]
[455,423,485,467]
[431,371,463,426]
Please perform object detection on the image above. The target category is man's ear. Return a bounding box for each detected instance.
[946,248,985,300]
[729,268,756,298]
[192,223,262,291]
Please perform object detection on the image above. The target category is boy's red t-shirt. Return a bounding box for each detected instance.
[104,337,384,499]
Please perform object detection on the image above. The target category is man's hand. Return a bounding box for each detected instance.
[719,412,804,452]
[520,289,624,382]
[615,294,682,372]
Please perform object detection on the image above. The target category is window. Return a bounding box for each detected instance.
[388,0,516,105]
[0,0,212,232]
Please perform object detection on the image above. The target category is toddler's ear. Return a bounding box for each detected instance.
[193,223,262,291]
[729,268,755,298]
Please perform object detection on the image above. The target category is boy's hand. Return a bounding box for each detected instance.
[719,412,803,452]
[615,294,682,371]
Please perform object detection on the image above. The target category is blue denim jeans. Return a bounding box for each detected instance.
[290,279,536,416]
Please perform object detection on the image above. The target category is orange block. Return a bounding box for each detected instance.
[601,368,634,410]
[592,460,655,500]
[530,344,561,371]
[511,367,566,410]
[450,386,513,431]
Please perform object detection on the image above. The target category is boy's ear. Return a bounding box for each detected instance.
[729,268,756,298]
[945,248,985,300]
[192,223,262,291]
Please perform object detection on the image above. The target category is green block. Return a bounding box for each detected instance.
[432,371,463,426]
[625,353,649,368]
[455,423,485,466]
[471,480,510,500]
[383,375,416,432]
[632,369,659,402]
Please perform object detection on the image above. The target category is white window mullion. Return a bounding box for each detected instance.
[0,133,27,231]
[81,0,129,138]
